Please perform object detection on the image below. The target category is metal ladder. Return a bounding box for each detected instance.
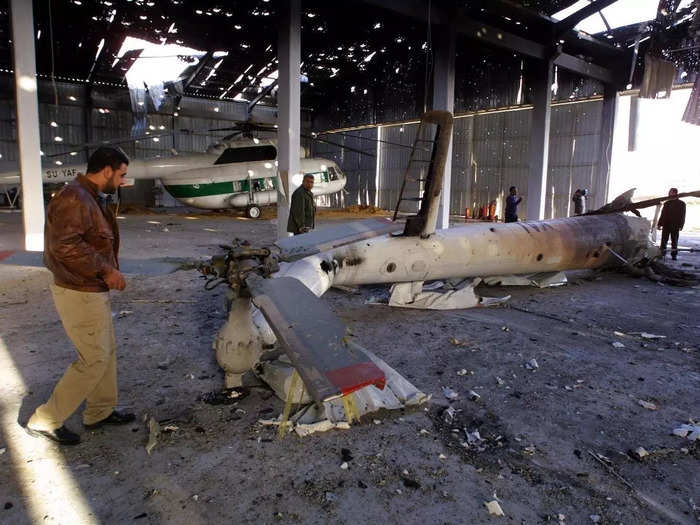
[392,120,442,236]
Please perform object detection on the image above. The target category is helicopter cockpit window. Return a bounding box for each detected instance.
[251,178,276,192]
[328,167,339,181]
[214,145,277,165]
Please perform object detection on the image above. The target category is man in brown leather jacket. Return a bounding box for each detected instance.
[26,147,135,445]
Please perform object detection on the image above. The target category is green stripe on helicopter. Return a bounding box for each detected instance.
[165,173,332,199]
[165,181,236,198]
[164,178,277,198]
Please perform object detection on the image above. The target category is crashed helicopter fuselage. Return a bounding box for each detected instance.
[201,111,661,411]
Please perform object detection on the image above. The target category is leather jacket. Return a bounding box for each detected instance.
[44,174,120,292]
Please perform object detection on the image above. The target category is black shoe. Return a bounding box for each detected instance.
[84,410,136,430]
[25,425,81,445]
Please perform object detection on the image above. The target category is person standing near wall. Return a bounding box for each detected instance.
[25,147,135,445]
[504,186,522,223]
[658,187,686,260]
[572,188,588,215]
[287,174,316,235]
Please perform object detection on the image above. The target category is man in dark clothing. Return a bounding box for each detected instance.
[287,174,316,235]
[658,187,686,260]
[26,147,135,445]
[504,186,522,223]
[572,188,588,215]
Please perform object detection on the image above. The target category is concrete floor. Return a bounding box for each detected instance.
[0,208,699,524]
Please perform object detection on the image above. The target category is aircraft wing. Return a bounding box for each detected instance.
[245,273,386,403]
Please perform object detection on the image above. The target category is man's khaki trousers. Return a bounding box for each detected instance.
[28,284,117,430]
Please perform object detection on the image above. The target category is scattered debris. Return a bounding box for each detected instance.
[632,332,667,340]
[468,390,481,401]
[442,386,459,401]
[484,500,505,516]
[449,337,465,346]
[495,376,505,386]
[162,424,179,432]
[637,399,658,411]
[524,358,539,371]
[443,406,456,424]
[633,447,649,459]
[672,422,700,441]
[419,429,431,435]
[465,429,483,447]
[439,453,447,460]
[294,421,350,437]
[145,417,160,455]
[199,387,249,405]
[340,462,349,470]
[523,445,537,455]
[457,368,468,376]
[117,310,133,318]
[612,342,625,349]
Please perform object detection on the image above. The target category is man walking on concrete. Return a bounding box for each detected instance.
[26,147,135,445]
[658,187,686,261]
[287,173,316,235]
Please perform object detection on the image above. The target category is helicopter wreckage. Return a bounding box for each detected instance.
[196,111,699,436]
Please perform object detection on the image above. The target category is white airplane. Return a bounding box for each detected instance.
[0,137,347,219]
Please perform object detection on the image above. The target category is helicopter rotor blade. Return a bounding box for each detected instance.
[319,130,418,152]
[301,133,376,158]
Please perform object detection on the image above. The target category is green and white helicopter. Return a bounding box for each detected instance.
[0,123,355,219]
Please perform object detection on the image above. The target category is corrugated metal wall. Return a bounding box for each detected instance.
[312,128,378,208]
[314,99,605,220]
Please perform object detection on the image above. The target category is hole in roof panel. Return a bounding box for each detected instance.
[552,0,660,33]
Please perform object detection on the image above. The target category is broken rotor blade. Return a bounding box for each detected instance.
[245,274,385,404]
[587,190,700,215]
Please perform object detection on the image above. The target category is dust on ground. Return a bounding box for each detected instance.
[0,212,698,524]
[117,204,391,222]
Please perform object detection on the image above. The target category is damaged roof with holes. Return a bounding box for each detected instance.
[0,0,697,127]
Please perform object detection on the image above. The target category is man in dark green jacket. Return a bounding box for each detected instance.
[287,174,316,235]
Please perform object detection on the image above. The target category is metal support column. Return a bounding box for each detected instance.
[276,0,301,239]
[10,0,44,251]
[526,59,554,221]
[432,24,456,230]
[598,84,618,206]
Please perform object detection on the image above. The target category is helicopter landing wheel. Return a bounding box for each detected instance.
[246,204,261,219]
